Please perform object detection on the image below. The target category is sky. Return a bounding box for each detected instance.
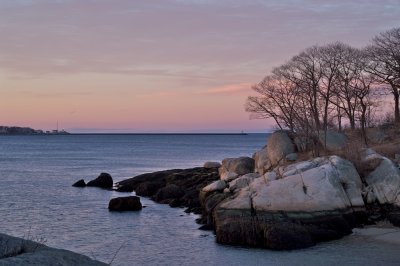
[0,0,399,133]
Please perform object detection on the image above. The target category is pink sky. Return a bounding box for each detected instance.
[0,0,399,132]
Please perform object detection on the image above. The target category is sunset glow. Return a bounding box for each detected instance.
[1,0,399,132]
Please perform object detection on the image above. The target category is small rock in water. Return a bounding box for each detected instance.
[87,172,113,189]
[108,196,142,211]
[72,179,86,187]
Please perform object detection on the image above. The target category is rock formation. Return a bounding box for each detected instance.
[200,155,366,249]
[198,131,400,250]
[86,173,113,189]
[116,167,219,214]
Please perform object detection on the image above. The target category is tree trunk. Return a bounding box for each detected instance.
[360,100,368,146]
[394,87,400,125]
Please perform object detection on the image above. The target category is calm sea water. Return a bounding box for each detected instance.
[0,134,399,266]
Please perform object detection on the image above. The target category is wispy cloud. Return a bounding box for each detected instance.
[197,83,252,95]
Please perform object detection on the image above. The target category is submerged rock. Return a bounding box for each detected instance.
[87,173,113,189]
[108,196,142,211]
[72,179,86,187]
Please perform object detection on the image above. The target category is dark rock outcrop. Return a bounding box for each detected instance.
[108,196,142,211]
[153,184,185,203]
[72,179,86,187]
[116,167,219,214]
[115,184,134,192]
[87,173,113,189]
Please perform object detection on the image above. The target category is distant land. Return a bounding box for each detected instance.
[0,126,69,135]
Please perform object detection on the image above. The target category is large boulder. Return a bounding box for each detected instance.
[318,130,347,151]
[267,131,296,166]
[363,149,400,208]
[210,156,365,250]
[86,173,113,189]
[253,146,271,174]
[219,157,255,181]
[108,196,142,211]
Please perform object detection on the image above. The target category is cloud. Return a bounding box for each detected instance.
[197,83,252,95]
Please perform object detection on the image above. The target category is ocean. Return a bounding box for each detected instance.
[0,134,399,266]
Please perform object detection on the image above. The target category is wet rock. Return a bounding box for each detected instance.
[108,196,142,211]
[135,182,164,197]
[87,173,113,189]
[115,184,134,192]
[72,179,86,187]
[117,167,219,211]
[153,184,185,202]
[264,223,315,250]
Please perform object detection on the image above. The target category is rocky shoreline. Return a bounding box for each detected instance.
[109,130,400,250]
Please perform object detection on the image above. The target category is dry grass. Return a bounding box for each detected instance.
[372,142,400,159]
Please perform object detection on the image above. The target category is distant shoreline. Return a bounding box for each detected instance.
[69,133,250,135]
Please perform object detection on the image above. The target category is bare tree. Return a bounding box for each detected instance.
[246,72,300,132]
[366,27,400,124]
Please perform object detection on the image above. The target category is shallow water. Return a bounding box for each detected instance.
[0,134,399,266]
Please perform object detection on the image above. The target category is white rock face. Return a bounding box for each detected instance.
[219,156,364,212]
[228,173,260,192]
[267,131,295,166]
[363,150,400,207]
[253,146,271,174]
[220,171,239,182]
[263,171,277,182]
[202,180,227,193]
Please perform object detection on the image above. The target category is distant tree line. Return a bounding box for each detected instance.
[246,27,400,148]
